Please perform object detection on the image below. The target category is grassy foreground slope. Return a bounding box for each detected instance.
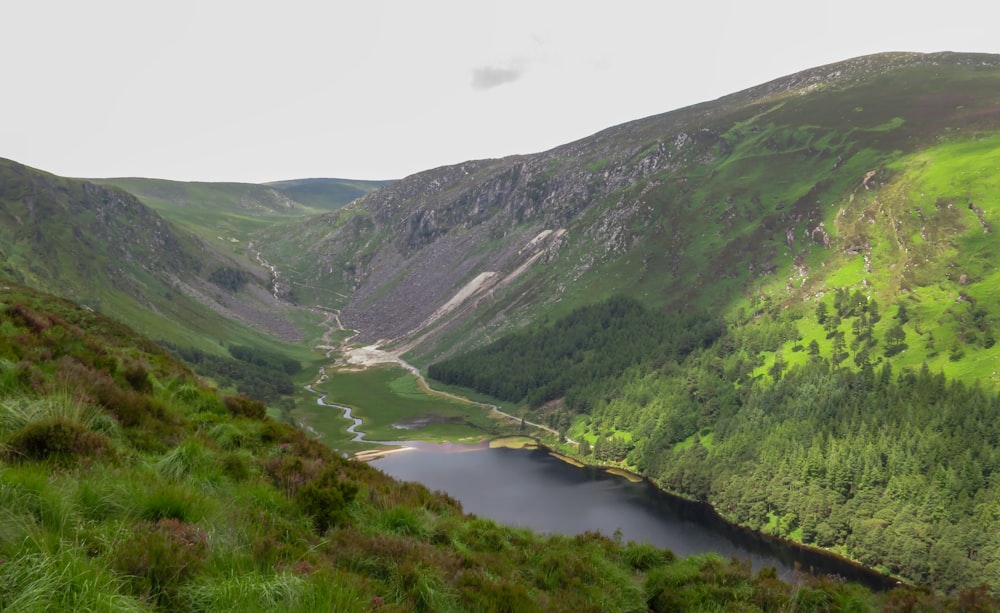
[2,282,965,612]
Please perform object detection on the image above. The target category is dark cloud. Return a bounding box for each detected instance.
[471,65,524,90]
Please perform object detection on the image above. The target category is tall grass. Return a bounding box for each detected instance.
[179,572,305,611]
[0,391,109,435]
[154,439,215,482]
[0,549,144,612]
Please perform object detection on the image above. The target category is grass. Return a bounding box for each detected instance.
[674,431,715,453]
[296,365,495,451]
[489,436,539,449]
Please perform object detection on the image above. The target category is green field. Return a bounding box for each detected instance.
[295,365,498,454]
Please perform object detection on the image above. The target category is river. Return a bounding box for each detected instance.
[371,440,898,590]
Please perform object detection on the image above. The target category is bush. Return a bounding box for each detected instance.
[140,483,206,523]
[622,541,673,571]
[113,518,208,606]
[3,417,112,464]
[294,467,359,534]
[121,362,153,393]
[224,394,267,420]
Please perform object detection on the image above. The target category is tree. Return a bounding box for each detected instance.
[807,339,821,361]
[896,302,910,324]
[815,301,829,325]
[885,323,907,357]
[769,351,786,381]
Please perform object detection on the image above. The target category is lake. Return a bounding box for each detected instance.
[371,440,897,590]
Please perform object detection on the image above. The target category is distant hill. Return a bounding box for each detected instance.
[0,159,298,349]
[265,177,394,211]
[96,176,391,243]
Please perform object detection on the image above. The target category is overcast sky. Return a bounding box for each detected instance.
[4,1,999,183]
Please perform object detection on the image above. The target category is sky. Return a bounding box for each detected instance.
[4,1,999,184]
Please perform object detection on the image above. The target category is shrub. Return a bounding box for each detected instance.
[113,518,208,606]
[622,541,673,571]
[155,439,214,481]
[121,362,153,394]
[221,451,251,481]
[3,417,112,464]
[376,506,430,539]
[224,394,267,420]
[209,423,250,450]
[139,483,206,523]
[294,467,359,534]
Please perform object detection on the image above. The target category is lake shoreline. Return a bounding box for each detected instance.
[516,435,903,593]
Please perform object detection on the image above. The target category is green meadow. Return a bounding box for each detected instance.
[297,365,497,453]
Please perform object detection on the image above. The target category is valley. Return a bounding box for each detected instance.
[5,50,1000,609]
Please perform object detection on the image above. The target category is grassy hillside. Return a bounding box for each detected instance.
[96,176,391,249]
[255,53,1000,375]
[265,177,394,211]
[2,283,958,611]
[0,159,304,356]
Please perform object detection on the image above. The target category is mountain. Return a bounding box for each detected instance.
[259,51,1000,377]
[251,51,1000,591]
[264,177,394,211]
[0,159,297,349]
[6,49,1000,596]
[94,176,391,244]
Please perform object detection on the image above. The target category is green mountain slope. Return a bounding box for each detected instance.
[251,51,1000,591]
[258,52,1000,377]
[96,176,391,246]
[265,177,394,211]
[3,282,953,611]
[0,159,297,350]
[429,295,1000,591]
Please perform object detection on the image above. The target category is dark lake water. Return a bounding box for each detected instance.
[371,441,897,589]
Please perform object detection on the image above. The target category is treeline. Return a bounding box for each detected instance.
[159,341,298,403]
[429,295,723,408]
[432,294,1000,592]
[207,266,251,293]
[622,358,1000,592]
[228,344,301,376]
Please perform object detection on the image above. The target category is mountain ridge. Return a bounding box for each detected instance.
[259,51,1000,372]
